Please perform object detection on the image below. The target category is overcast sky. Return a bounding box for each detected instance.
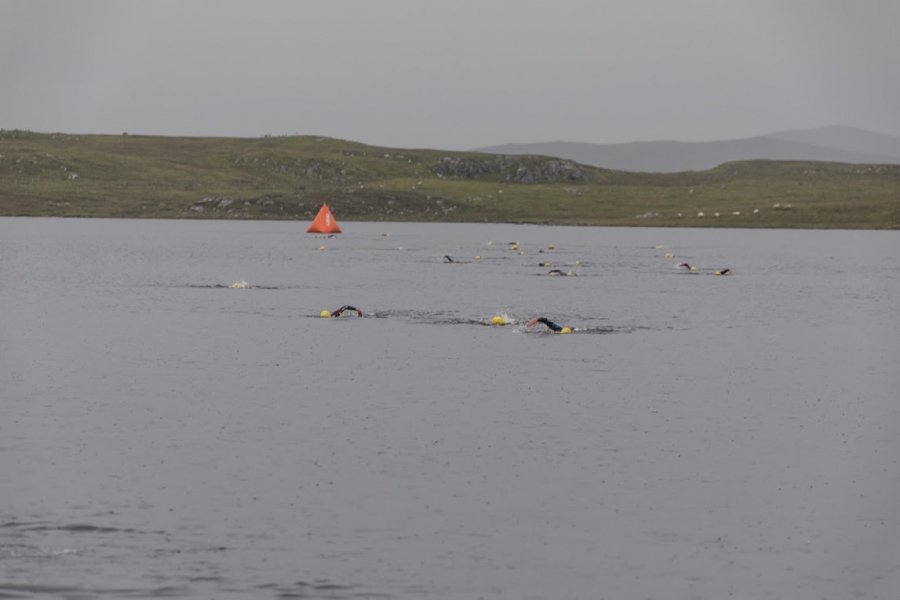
[2,0,898,150]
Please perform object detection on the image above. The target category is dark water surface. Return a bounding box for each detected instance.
[2,218,898,599]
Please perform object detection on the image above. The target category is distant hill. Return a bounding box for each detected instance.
[2,129,898,229]
[764,125,900,158]
[475,125,900,173]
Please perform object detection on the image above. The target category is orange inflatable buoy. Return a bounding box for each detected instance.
[306,203,342,234]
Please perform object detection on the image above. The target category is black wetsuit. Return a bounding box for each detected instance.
[331,305,362,317]
[535,317,564,332]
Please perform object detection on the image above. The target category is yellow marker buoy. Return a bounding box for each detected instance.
[491,316,505,325]
[320,310,331,318]
[560,327,572,334]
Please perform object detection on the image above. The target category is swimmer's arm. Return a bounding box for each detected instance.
[331,305,362,317]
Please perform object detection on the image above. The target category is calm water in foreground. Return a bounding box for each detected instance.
[1,218,898,600]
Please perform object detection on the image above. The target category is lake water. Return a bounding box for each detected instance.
[1,217,898,600]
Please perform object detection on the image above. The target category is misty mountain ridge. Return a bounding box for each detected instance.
[475,125,900,173]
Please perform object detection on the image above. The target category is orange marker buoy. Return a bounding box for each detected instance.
[306,203,342,234]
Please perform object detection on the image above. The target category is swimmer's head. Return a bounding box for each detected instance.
[491,316,506,325]
[560,327,572,334]
[320,310,331,318]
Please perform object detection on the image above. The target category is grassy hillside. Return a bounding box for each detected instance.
[1,129,897,229]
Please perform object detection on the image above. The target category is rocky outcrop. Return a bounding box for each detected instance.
[511,160,591,183]
[434,156,592,183]
[434,156,515,179]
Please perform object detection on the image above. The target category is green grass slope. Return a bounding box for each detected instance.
[1,129,897,228]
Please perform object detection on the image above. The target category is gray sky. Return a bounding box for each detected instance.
[2,0,898,150]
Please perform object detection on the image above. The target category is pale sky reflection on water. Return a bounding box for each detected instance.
[1,218,898,599]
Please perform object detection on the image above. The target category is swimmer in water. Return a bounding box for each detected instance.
[330,305,363,317]
[547,269,575,276]
[675,263,695,270]
[715,268,731,276]
[443,255,455,263]
[526,317,572,333]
